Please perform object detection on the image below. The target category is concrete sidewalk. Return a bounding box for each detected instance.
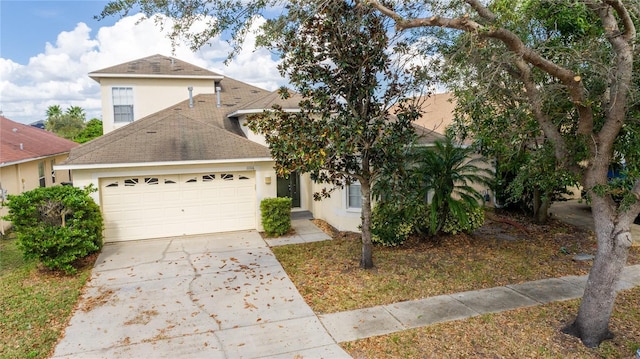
[318,265,640,343]
[264,218,332,247]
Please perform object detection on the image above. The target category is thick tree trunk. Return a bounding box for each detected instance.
[360,180,374,269]
[562,198,634,347]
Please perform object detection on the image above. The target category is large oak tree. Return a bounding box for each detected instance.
[366,0,640,347]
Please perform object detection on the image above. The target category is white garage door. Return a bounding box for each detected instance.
[100,171,256,241]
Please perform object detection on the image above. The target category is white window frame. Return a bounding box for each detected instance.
[112,87,134,123]
[346,182,362,210]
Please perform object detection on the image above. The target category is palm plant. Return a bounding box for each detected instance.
[412,136,492,235]
[66,106,86,121]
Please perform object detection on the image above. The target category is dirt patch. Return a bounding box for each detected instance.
[311,218,340,237]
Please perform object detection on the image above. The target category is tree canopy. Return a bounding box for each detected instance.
[45,105,102,143]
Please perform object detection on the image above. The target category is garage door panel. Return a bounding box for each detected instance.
[101,171,256,241]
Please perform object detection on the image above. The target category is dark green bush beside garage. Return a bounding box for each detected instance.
[3,185,103,274]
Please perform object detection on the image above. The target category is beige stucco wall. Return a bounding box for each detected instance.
[98,77,217,134]
[0,154,73,234]
[310,182,362,233]
[237,116,269,148]
[68,161,277,232]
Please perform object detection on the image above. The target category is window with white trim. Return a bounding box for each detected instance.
[347,182,362,209]
[112,87,134,123]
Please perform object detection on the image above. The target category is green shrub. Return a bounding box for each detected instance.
[3,185,103,274]
[371,201,417,247]
[260,197,292,237]
[441,205,485,235]
[413,203,485,236]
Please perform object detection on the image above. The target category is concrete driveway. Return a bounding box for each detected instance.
[51,231,350,358]
[550,199,640,246]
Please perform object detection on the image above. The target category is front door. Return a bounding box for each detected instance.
[277,172,301,208]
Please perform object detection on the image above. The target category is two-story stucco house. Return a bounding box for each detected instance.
[58,54,443,242]
[0,116,79,234]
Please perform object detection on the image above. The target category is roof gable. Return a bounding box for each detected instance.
[89,54,224,80]
[1,116,79,166]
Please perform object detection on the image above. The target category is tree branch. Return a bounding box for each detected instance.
[584,0,635,154]
[603,0,636,41]
[366,0,594,135]
[466,0,497,22]
[512,58,572,169]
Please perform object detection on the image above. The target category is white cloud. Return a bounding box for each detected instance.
[0,13,285,124]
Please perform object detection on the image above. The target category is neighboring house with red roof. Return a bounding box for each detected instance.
[58,54,444,242]
[0,115,79,234]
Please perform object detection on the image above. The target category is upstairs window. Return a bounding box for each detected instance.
[112,87,134,123]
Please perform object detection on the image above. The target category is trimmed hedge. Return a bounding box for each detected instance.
[3,185,103,274]
[260,197,292,237]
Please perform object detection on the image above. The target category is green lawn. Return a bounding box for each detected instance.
[0,235,92,359]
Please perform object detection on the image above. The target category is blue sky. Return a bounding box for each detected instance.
[0,0,285,124]
[1,1,115,64]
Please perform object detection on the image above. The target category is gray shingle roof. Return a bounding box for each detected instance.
[89,54,223,80]
[65,113,271,165]
[227,89,303,117]
[64,67,275,166]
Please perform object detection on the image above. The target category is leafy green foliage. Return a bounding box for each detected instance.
[440,206,485,235]
[45,105,86,141]
[371,201,418,247]
[74,118,103,143]
[411,136,491,235]
[3,186,103,274]
[45,105,102,143]
[371,200,485,246]
[373,136,489,240]
[260,197,292,237]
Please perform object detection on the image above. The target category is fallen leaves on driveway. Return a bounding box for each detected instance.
[79,287,116,312]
